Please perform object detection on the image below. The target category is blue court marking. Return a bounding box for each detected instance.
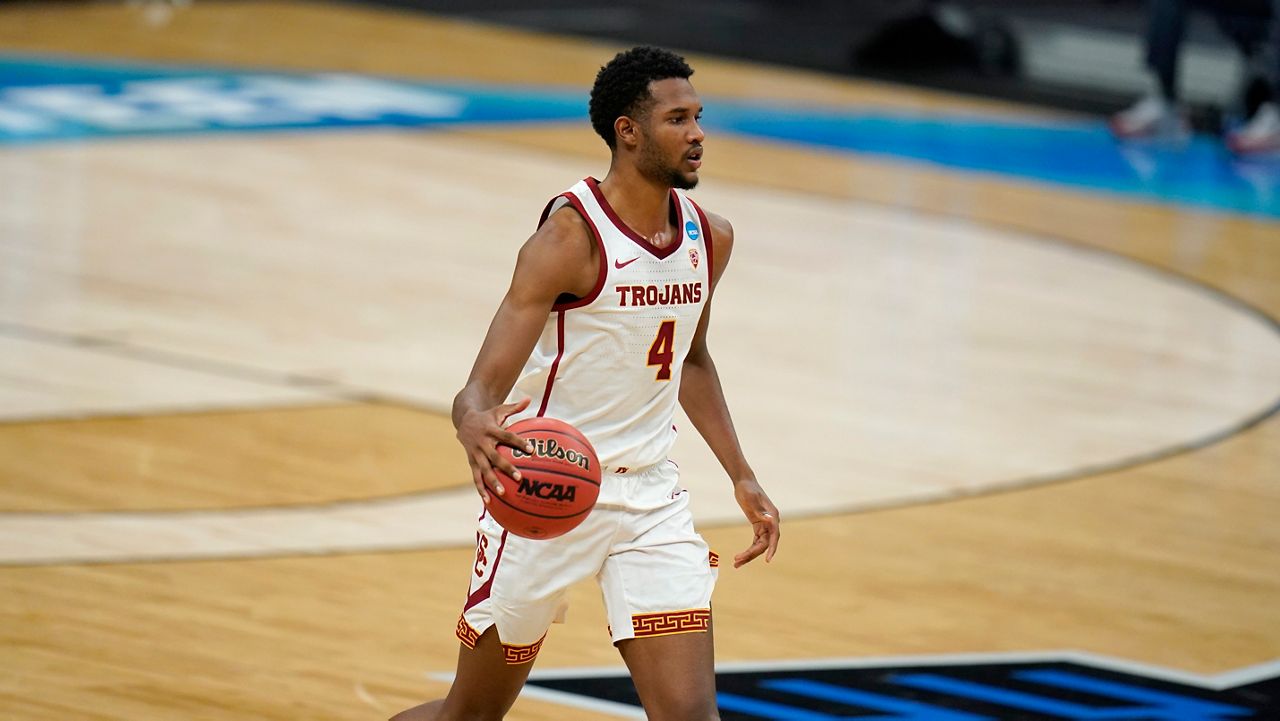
[892,671,1253,720]
[3,53,1279,219]
[707,102,1280,219]
[761,678,991,720]
[715,691,846,720]
[1014,669,1255,718]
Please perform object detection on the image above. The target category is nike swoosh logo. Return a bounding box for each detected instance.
[614,257,640,269]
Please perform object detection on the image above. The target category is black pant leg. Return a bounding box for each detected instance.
[1145,0,1190,100]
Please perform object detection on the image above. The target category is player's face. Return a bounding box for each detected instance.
[638,78,704,190]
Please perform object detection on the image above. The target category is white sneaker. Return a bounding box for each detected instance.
[1226,102,1280,155]
[1108,95,1189,141]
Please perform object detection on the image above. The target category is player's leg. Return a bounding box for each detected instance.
[601,463,720,720]
[617,622,719,721]
[393,509,615,720]
[389,627,534,721]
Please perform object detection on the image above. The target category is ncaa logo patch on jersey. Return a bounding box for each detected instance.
[685,220,700,241]
[689,248,700,270]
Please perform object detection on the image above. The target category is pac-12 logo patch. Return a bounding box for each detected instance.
[521,652,1280,719]
[685,220,700,241]
[689,248,700,270]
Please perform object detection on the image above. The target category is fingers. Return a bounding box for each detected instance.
[481,439,524,483]
[496,429,534,453]
[498,397,531,422]
[733,533,768,568]
[734,509,780,568]
[493,398,533,458]
[457,399,533,506]
[470,465,490,506]
[763,511,780,563]
[470,449,508,499]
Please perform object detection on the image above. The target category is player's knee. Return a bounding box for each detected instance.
[446,711,507,721]
[662,709,718,721]
[437,698,512,721]
[387,706,421,721]
[387,699,453,721]
[649,696,719,721]
[389,708,503,721]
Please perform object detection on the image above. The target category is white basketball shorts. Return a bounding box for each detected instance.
[455,460,719,665]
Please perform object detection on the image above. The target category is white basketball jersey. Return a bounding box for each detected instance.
[506,177,713,499]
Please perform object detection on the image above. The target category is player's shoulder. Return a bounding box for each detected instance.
[701,209,733,242]
[529,204,593,253]
[511,204,597,293]
[694,207,734,255]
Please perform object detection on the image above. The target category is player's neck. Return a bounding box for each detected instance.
[597,166,674,245]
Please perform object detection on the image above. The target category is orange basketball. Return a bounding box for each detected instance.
[489,417,601,540]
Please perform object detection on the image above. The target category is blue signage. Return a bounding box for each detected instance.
[3,53,1279,219]
[0,54,586,144]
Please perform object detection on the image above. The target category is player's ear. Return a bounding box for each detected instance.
[614,115,639,149]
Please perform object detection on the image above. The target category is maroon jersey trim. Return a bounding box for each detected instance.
[536,310,566,418]
[537,192,571,227]
[550,193,609,311]
[584,176,685,259]
[688,197,714,287]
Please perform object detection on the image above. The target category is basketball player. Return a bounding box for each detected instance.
[391,46,779,721]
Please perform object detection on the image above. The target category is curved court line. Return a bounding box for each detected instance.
[818,392,1280,518]
[3,147,1280,566]
[1,395,1276,567]
[1,251,1278,565]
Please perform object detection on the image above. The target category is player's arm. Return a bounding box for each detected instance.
[679,211,780,568]
[453,207,597,506]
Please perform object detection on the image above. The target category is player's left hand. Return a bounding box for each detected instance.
[732,478,779,568]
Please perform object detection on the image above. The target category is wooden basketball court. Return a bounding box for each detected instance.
[2,2,1278,718]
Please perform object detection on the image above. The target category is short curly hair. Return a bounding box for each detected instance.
[589,46,694,149]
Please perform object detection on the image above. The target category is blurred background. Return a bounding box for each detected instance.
[356,0,1269,128]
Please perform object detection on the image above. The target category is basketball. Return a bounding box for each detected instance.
[488,417,601,540]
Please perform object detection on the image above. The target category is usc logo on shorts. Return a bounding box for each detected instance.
[631,608,711,638]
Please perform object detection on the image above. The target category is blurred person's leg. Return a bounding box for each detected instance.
[1146,0,1188,101]
[1213,0,1272,114]
[1111,0,1191,139]
[1227,0,1280,153]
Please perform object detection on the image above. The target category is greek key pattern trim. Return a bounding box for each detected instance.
[631,608,711,638]
[455,615,481,649]
[501,634,546,665]
[708,551,719,568]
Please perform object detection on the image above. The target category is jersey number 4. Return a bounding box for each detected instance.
[648,320,676,381]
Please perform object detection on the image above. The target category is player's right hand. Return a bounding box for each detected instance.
[456,397,536,505]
